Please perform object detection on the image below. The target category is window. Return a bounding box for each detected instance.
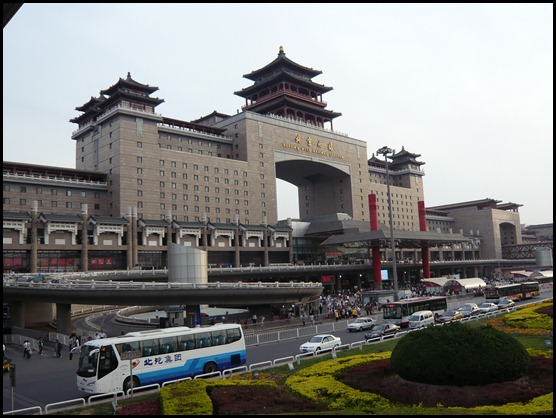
[20,186,27,193]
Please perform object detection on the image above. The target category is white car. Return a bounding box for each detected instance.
[347,317,375,332]
[477,302,498,314]
[299,334,342,353]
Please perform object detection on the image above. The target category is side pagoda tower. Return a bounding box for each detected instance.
[234,46,341,130]
[70,72,164,132]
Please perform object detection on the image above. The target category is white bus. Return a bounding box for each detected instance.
[76,324,246,394]
[382,296,448,328]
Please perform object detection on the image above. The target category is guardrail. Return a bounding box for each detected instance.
[3,279,322,290]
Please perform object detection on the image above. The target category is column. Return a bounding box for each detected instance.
[56,303,72,336]
[418,201,431,279]
[127,207,134,269]
[81,204,88,272]
[368,194,382,290]
[131,207,138,267]
[262,216,269,266]
[30,201,38,273]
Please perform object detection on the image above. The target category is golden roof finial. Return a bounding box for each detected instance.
[279,45,284,53]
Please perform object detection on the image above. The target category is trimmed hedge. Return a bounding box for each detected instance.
[390,322,530,386]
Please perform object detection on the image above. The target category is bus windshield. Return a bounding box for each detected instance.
[77,345,100,378]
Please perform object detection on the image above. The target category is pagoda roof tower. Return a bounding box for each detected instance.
[234,46,341,129]
[70,72,164,126]
[368,146,425,171]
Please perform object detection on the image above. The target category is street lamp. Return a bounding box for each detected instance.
[376,146,399,300]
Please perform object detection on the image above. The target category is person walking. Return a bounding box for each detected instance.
[23,340,31,359]
[38,337,44,356]
[55,339,63,358]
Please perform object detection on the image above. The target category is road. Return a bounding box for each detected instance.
[3,290,552,413]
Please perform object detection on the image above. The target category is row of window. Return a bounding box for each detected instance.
[3,185,101,198]
[4,198,100,210]
[115,328,242,358]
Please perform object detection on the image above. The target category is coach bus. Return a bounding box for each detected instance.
[484,281,541,304]
[76,324,246,394]
[382,296,448,328]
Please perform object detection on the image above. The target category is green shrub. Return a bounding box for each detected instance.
[390,322,530,386]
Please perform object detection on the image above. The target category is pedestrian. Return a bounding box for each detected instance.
[23,340,31,359]
[260,315,265,326]
[251,313,257,325]
[55,339,62,358]
[38,337,44,355]
[69,334,76,360]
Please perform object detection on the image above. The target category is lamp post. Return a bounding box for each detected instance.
[376,146,399,300]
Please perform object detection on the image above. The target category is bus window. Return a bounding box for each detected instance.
[116,341,141,358]
[178,335,195,351]
[211,332,226,345]
[141,339,160,357]
[195,332,212,348]
[159,337,176,354]
[226,328,241,344]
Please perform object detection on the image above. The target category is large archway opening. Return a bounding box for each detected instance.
[275,158,354,221]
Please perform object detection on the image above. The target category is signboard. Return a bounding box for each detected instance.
[120,351,141,361]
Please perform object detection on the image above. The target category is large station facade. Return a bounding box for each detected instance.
[3,47,525,276]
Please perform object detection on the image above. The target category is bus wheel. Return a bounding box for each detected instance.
[123,376,139,393]
[203,361,218,374]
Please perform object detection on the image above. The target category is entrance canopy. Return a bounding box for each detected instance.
[422,277,486,295]
[320,227,471,249]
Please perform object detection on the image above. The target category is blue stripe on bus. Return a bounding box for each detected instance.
[132,350,246,385]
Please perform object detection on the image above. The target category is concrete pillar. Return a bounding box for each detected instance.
[81,204,88,272]
[262,216,269,266]
[418,201,431,279]
[287,218,293,264]
[368,194,382,289]
[127,207,134,269]
[10,300,25,328]
[30,201,38,273]
[56,303,72,335]
[233,214,240,267]
[132,207,138,267]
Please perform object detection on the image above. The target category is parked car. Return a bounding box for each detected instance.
[364,323,400,339]
[457,303,480,318]
[299,334,342,353]
[347,316,375,332]
[435,309,465,323]
[497,298,516,310]
[477,302,498,314]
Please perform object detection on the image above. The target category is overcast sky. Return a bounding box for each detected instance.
[3,3,553,226]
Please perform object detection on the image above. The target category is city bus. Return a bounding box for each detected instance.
[484,281,541,304]
[76,324,246,394]
[382,296,448,328]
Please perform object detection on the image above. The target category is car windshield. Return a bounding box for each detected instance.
[373,325,386,331]
[443,310,455,316]
[309,336,323,343]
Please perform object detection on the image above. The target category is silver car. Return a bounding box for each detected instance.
[347,317,375,332]
[299,334,342,353]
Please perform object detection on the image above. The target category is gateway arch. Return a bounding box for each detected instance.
[275,152,354,219]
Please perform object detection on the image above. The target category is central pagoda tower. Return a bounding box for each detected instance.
[234,46,341,130]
